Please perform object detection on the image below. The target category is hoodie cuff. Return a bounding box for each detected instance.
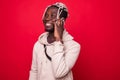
[54,41,64,53]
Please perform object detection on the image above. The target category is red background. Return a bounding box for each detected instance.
[0,0,120,80]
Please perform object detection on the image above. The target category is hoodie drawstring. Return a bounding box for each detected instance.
[44,44,52,61]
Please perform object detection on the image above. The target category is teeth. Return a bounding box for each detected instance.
[46,23,51,26]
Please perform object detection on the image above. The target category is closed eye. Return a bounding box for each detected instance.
[51,13,57,18]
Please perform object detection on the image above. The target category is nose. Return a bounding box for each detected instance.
[43,17,54,24]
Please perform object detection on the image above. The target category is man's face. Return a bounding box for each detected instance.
[43,7,58,32]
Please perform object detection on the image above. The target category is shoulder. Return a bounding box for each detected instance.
[33,41,44,53]
[65,40,81,48]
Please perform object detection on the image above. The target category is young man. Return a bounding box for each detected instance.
[29,2,81,80]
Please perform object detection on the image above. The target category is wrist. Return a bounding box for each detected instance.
[55,38,63,44]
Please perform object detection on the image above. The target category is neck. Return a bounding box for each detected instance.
[47,32,55,43]
[48,32,54,37]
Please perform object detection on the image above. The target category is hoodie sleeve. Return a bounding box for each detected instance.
[29,43,38,80]
[51,40,81,79]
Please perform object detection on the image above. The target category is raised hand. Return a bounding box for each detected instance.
[54,18,64,42]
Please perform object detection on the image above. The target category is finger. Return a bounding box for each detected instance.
[60,19,63,26]
[60,19,64,29]
[55,20,60,27]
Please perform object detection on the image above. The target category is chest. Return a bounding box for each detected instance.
[36,44,54,63]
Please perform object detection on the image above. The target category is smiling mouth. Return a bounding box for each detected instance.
[45,23,54,29]
[46,23,52,26]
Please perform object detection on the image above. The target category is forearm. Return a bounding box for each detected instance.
[51,41,80,79]
[51,41,69,78]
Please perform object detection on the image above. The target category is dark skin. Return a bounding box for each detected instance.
[43,7,64,44]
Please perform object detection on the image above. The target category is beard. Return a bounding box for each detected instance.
[45,25,54,33]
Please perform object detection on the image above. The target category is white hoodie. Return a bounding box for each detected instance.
[29,30,81,80]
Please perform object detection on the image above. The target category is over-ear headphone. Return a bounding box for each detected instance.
[42,2,69,20]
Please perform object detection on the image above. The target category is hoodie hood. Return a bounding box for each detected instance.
[38,29,73,45]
